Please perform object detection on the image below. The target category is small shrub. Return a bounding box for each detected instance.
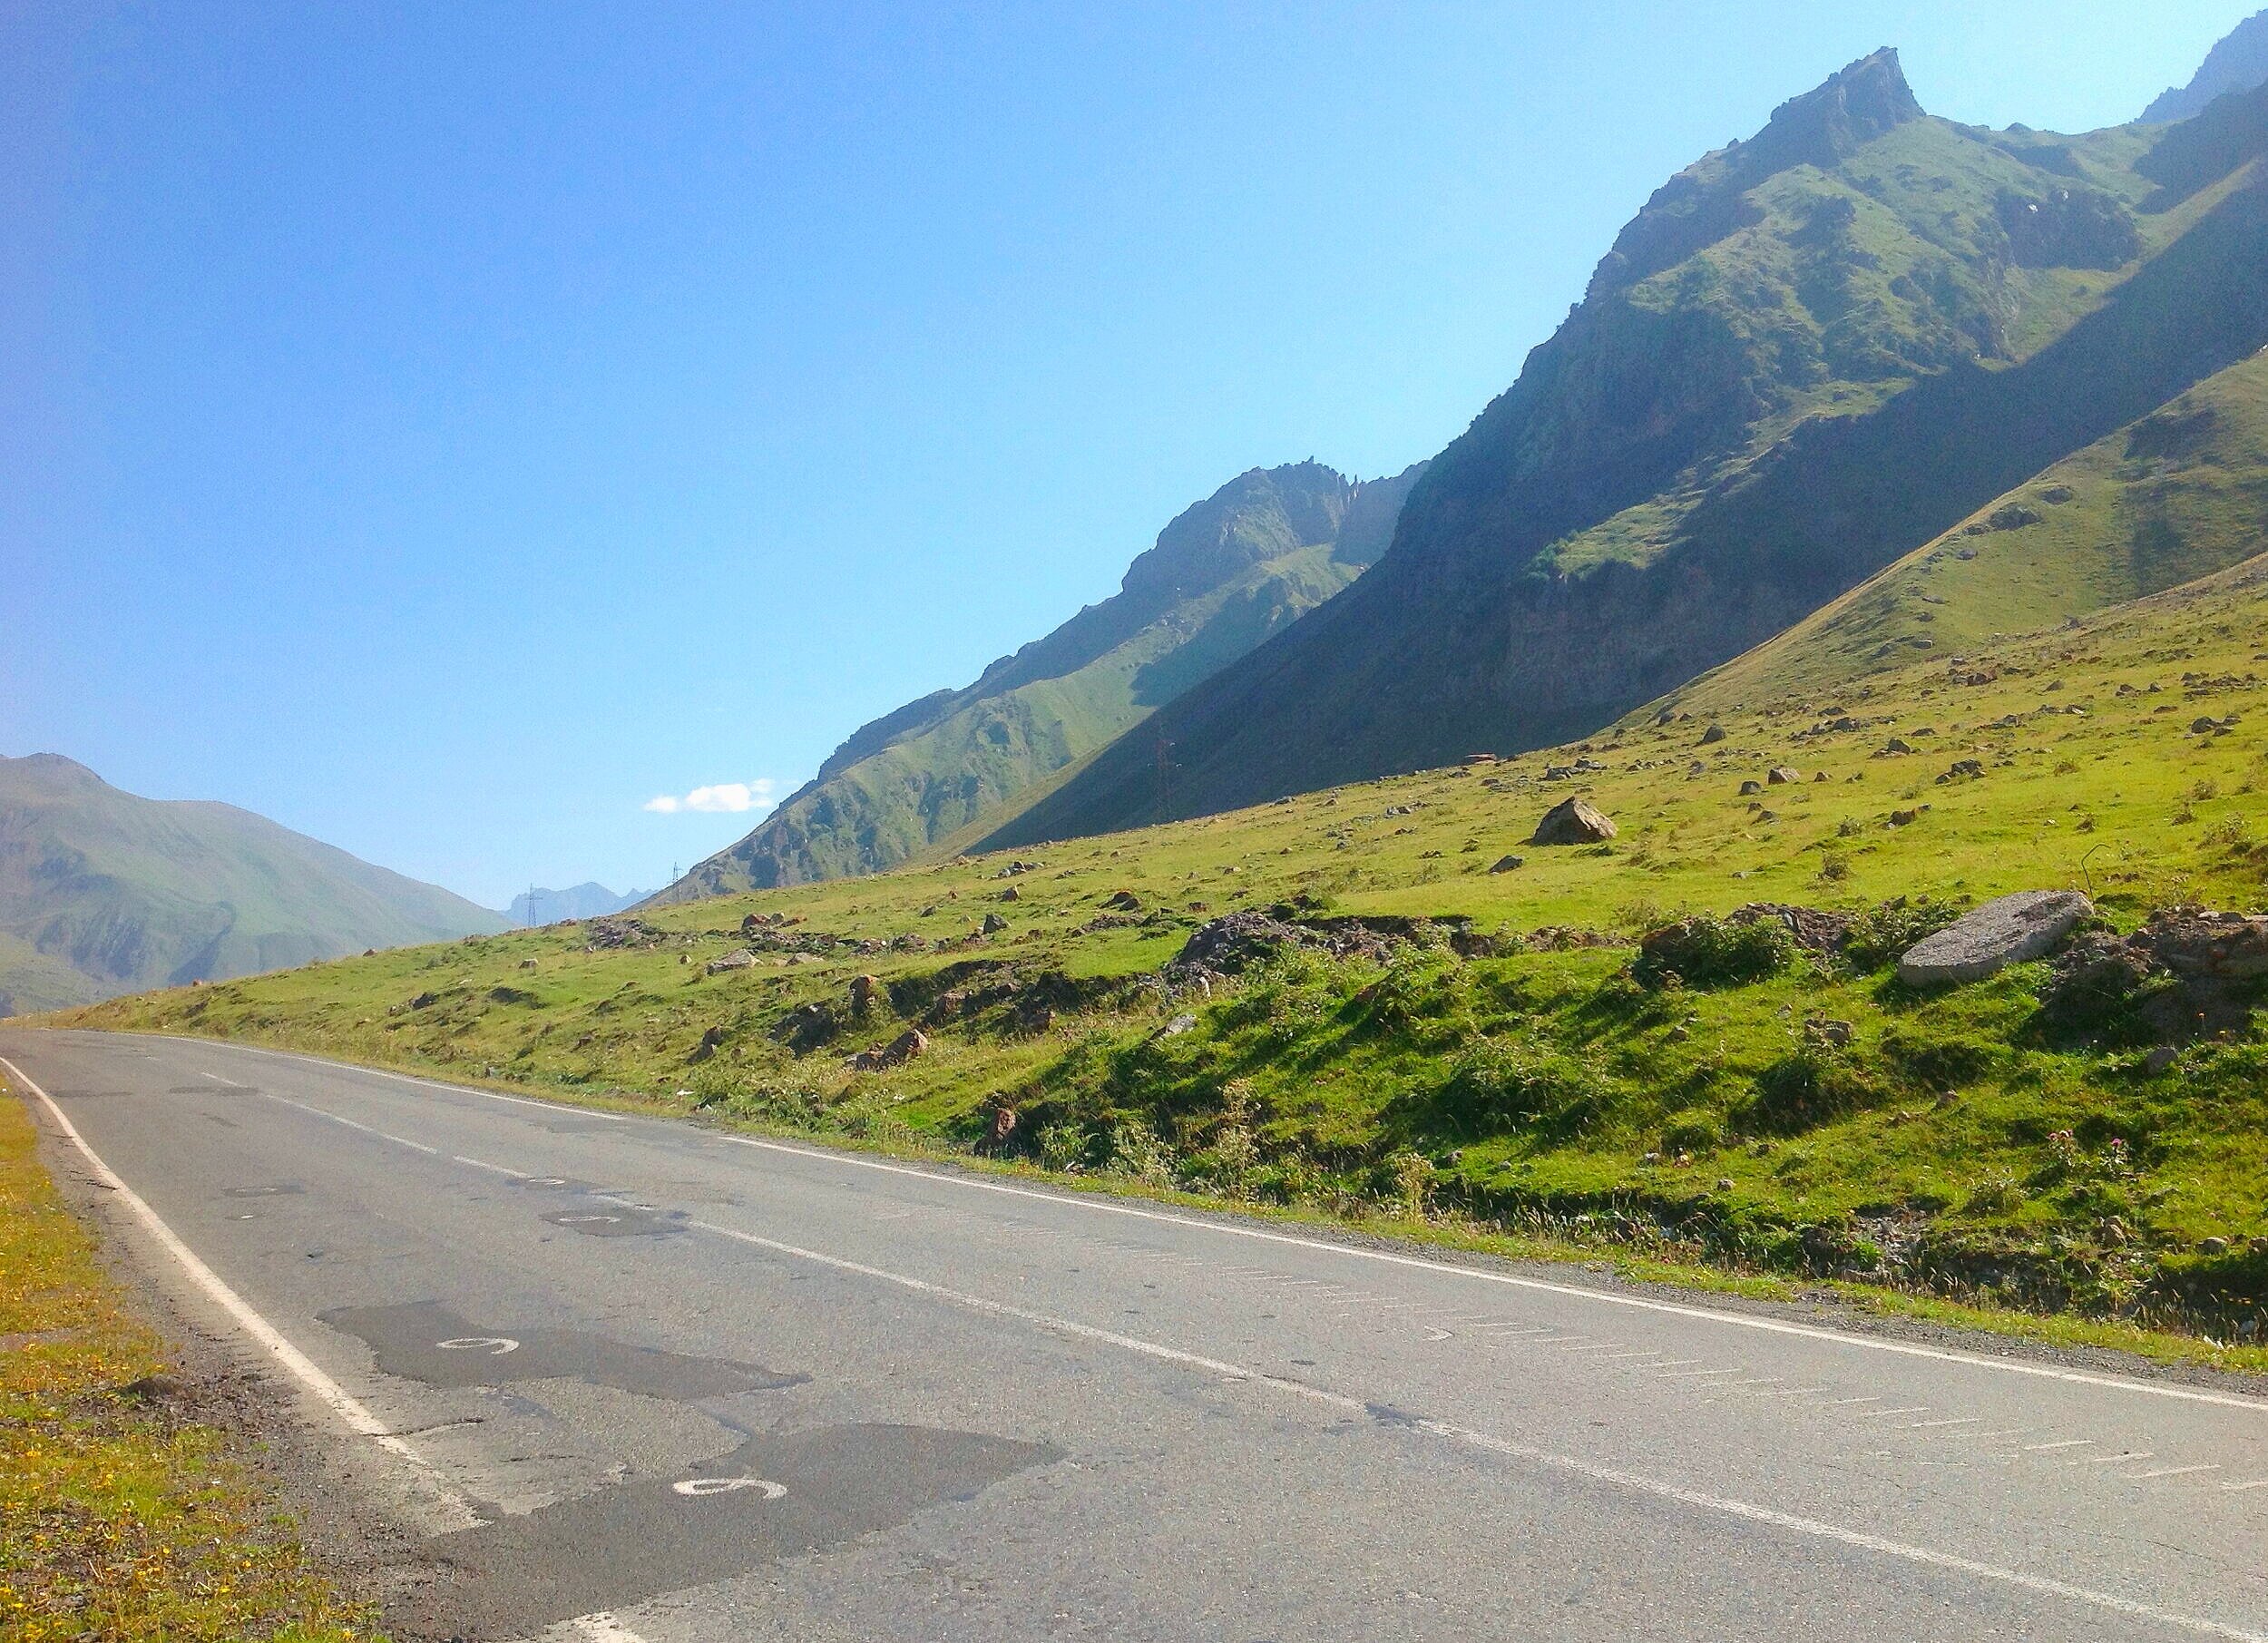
[1436,1041,1617,1139]
[1739,1047,1890,1134]
[1880,1028,1998,1091]
[1037,1122,1093,1173]
[1841,896,1961,972]
[1106,1116,1178,1186]
[1633,914,1795,990]
[1389,1150,1436,1220]
[2201,814,2252,852]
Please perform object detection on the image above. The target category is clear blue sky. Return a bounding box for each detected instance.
[3,2,2253,907]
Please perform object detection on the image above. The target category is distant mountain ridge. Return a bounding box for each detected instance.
[0,753,504,1016]
[648,459,1423,900]
[503,883,648,925]
[985,50,2268,853]
[2143,10,2268,124]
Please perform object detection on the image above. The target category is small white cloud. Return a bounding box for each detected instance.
[644,778,777,817]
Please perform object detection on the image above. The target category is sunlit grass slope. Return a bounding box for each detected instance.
[63,558,2268,1345]
[0,1079,379,1640]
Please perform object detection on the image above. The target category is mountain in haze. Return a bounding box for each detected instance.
[503,882,648,925]
[0,753,505,1016]
[648,459,1423,901]
[985,48,2268,852]
[2143,10,2268,123]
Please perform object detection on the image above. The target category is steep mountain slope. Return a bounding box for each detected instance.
[2143,9,2268,124]
[650,461,1423,898]
[989,54,2268,854]
[0,753,504,1015]
[1667,347,2268,715]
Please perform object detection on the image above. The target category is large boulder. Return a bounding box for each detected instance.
[1530,797,1618,846]
[1896,891,2093,986]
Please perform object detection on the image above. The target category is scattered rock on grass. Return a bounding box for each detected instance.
[1896,890,2093,987]
[1530,797,1618,845]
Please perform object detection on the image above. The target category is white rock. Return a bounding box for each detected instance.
[1896,891,2093,987]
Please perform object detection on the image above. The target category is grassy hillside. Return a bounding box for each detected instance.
[1671,347,2268,715]
[0,754,504,1016]
[62,559,2268,1351]
[995,58,2268,850]
[651,461,1423,899]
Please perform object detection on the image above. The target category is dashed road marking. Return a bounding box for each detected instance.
[675,1208,2268,1643]
[142,1041,2267,1417]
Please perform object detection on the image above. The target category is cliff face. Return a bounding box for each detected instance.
[987,61,2268,852]
[2142,10,2268,124]
[648,461,1425,900]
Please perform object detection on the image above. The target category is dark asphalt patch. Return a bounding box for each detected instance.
[394,1424,1060,1638]
[318,1301,806,1398]
[540,1201,682,1237]
[49,1089,135,1099]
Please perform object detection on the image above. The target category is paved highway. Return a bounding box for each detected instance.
[6,1028,2266,1641]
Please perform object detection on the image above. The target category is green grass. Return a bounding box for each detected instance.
[55,552,2268,1364]
[0,1079,381,1641]
[1678,348,2268,712]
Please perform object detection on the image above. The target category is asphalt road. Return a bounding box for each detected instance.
[7,1027,2267,1642]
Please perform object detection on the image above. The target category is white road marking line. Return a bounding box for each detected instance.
[259,1092,440,1154]
[0,1053,483,1531]
[254,1048,631,1121]
[196,1071,240,1086]
[1974,1429,2034,1441]
[678,1209,2268,1643]
[155,1041,2268,1413]
[452,1153,525,1177]
[2072,1452,2153,1468]
[1855,1406,1932,1420]
[2130,1466,2222,1482]
[2222,1481,2268,1492]
[2027,1440,2096,1452]
[652,1130,2268,1413]
[1823,1396,1883,1406]
[1912,1418,1984,1430]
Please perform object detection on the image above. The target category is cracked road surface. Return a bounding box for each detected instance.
[7,1029,2267,1641]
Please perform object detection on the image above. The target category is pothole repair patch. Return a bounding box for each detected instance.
[540,1201,683,1238]
[318,1301,806,1398]
[392,1423,1061,1638]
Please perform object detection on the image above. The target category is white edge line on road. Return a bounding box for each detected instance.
[123,1035,2268,1413]
[709,1136,2268,1414]
[0,1052,485,1532]
[684,1212,2268,1643]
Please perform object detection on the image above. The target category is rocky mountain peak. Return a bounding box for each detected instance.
[1589,47,1921,295]
[2143,10,2268,125]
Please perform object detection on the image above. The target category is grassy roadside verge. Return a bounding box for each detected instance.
[73,1021,2268,1384]
[0,1074,380,1642]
